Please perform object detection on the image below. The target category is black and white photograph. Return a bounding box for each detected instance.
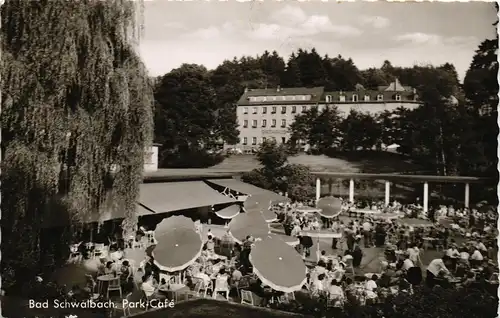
[1,1,498,318]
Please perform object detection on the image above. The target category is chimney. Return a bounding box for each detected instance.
[276,85,281,92]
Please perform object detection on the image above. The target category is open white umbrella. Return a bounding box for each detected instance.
[152,216,203,272]
[228,212,270,244]
[215,204,241,219]
[250,235,307,293]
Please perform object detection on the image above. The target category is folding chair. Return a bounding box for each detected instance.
[213,277,230,300]
[240,290,254,305]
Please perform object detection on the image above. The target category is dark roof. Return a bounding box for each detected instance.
[237,87,324,106]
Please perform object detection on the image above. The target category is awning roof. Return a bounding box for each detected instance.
[207,179,288,203]
[42,181,236,228]
[139,181,236,213]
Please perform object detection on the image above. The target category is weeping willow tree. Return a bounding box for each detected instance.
[1,0,153,292]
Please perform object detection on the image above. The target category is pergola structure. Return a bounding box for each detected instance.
[143,169,488,214]
[312,172,486,212]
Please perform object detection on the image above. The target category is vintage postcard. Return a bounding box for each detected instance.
[1,1,498,318]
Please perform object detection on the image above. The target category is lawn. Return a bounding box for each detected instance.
[214,152,426,201]
[133,299,307,318]
[213,151,424,174]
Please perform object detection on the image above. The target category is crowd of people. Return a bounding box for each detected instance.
[18,196,497,317]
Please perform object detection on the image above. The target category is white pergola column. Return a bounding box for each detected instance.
[384,181,391,207]
[464,183,470,208]
[349,179,354,203]
[315,178,321,203]
[423,182,429,213]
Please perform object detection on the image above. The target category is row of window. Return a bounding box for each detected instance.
[242,119,287,128]
[248,95,311,102]
[243,105,307,115]
[326,94,404,103]
[242,136,286,145]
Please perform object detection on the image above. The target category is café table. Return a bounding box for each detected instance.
[97,273,120,296]
[158,284,189,302]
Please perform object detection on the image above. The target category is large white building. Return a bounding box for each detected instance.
[232,79,422,152]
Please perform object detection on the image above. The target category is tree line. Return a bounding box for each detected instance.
[154,37,497,183]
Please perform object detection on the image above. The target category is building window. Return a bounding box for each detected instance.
[252,120,257,128]
[352,94,358,102]
[252,137,257,145]
[262,107,267,114]
[243,120,248,128]
[281,106,286,114]
[339,95,346,102]
[271,106,277,114]
[243,107,248,114]
[262,137,267,143]
[271,119,276,127]
[243,137,247,145]
[252,107,257,114]
[281,119,286,128]
[262,119,267,127]
[326,95,332,103]
[364,95,370,101]
[395,94,401,101]
[281,137,286,143]
[377,94,383,101]
[291,106,297,113]
[302,106,307,112]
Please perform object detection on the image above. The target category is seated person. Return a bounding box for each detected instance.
[328,280,345,305]
[141,273,163,300]
[104,261,116,275]
[194,267,211,286]
[365,275,378,300]
[119,260,133,292]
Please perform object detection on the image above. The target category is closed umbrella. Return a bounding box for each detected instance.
[317,196,342,218]
[152,216,203,272]
[229,212,270,244]
[215,204,241,219]
[250,235,307,292]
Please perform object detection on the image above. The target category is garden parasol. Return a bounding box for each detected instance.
[228,212,270,244]
[151,216,203,272]
[261,209,278,223]
[250,235,307,293]
[244,195,272,212]
[215,204,241,219]
[316,196,342,218]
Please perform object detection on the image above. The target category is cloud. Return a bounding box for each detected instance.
[248,6,362,41]
[394,32,477,46]
[269,5,308,26]
[360,16,390,29]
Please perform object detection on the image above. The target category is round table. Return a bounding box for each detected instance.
[97,274,119,296]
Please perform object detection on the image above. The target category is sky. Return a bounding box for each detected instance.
[138,1,497,81]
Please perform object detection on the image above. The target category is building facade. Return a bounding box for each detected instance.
[232,79,421,152]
